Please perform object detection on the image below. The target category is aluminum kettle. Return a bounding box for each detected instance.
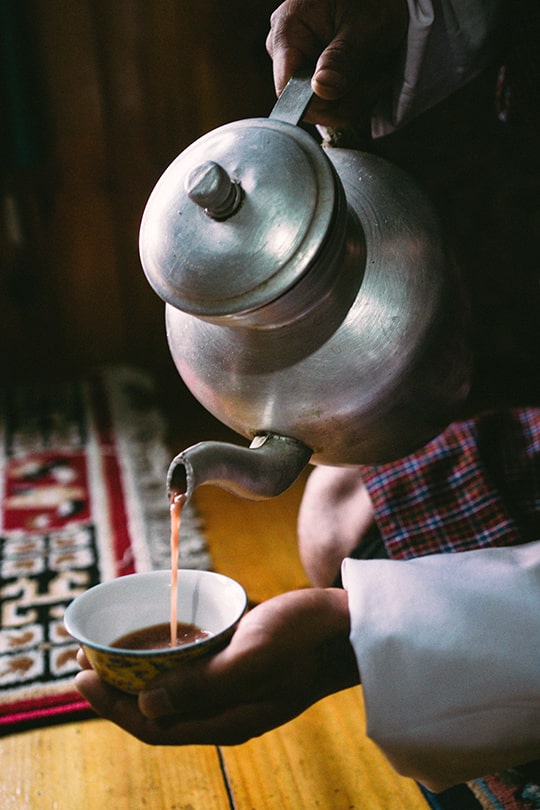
[139,74,470,500]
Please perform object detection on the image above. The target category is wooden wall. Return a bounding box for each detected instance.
[1,0,276,382]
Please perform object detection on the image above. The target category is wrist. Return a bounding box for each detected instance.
[324,585,352,633]
[317,587,361,689]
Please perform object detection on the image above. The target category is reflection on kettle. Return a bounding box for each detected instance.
[139,74,471,502]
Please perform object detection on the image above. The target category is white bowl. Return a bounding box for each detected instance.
[64,569,247,693]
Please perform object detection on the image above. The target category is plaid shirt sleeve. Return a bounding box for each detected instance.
[359,407,540,560]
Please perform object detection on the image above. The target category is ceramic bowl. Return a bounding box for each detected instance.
[64,569,247,693]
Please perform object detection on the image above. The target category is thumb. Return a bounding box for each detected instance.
[311,3,409,102]
[311,37,353,101]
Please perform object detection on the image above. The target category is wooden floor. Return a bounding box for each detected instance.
[0,382,428,810]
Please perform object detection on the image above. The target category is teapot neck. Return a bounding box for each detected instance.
[167,434,312,502]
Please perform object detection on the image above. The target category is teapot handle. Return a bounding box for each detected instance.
[269,69,314,126]
[270,70,372,151]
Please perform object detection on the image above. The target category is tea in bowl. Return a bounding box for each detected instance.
[64,569,247,693]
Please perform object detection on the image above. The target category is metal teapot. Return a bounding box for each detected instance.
[139,74,470,501]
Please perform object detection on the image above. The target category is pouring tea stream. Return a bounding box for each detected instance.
[139,73,471,502]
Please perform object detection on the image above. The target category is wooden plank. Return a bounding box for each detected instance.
[194,473,311,604]
[0,719,232,810]
[31,0,127,371]
[222,690,426,810]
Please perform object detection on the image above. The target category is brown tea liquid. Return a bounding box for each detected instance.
[112,621,211,651]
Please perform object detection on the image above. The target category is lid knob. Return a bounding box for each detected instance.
[185,160,242,220]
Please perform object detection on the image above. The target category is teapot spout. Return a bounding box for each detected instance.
[167,434,312,502]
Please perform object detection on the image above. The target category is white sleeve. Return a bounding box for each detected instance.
[341,541,540,792]
[372,0,504,137]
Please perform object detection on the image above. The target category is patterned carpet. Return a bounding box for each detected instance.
[0,366,210,732]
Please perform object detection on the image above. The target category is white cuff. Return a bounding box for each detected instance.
[342,541,540,790]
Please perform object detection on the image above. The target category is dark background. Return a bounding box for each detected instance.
[1,0,538,413]
[0,0,276,384]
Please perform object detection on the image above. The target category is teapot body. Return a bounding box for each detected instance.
[163,145,470,465]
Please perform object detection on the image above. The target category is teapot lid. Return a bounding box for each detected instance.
[139,116,339,318]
